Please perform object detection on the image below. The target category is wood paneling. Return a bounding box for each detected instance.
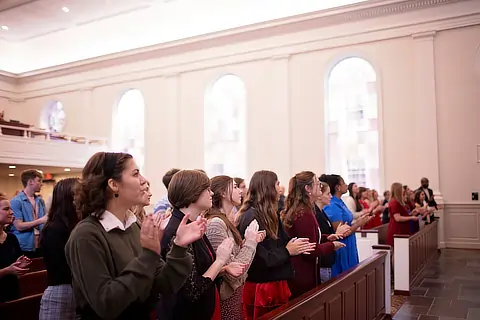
[260,252,388,320]
[409,220,439,284]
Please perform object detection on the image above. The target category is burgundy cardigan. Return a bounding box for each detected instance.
[285,208,335,299]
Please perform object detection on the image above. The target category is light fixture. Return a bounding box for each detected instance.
[8,173,14,177]
[1,26,9,31]
[8,165,16,169]
[64,168,71,172]
[38,170,43,174]
[62,7,69,13]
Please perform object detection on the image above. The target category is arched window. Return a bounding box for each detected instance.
[112,89,145,170]
[204,74,247,178]
[325,57,380,189]
[40,101,66,133]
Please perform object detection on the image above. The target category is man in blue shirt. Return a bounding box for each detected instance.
[154,168,180,214]
[10,169,47,258]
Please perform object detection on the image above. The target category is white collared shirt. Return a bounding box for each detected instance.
[98,210,137,232]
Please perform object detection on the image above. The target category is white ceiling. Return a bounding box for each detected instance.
[0,0,162,42]
[0,0,367,73]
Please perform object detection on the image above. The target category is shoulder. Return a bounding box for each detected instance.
[69,217,104,241]
[6,232,19,245]
[207,217,227,230]
[10,195,22,205]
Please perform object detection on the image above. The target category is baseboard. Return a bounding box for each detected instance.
[445,242,480,249]
[393,290,410,296]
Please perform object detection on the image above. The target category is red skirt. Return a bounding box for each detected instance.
[242,281,291,320]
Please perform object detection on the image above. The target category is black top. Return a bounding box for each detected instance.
[159,208,220,320]
[314,205,336,268]
[40,220,72,286]
[0,232,21,302]
[237,208,294,283]
[382,199,390,224]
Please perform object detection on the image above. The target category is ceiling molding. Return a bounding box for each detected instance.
[10,0,470,79]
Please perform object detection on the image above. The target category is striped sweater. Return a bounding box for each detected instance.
[205,217,257,300]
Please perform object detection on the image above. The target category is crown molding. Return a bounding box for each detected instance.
[7,0,474,82]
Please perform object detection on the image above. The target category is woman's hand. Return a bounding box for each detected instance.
[256,230,266,243]
[410,216,419,221]
[224,262,248,277]
[16,255,31,269]
[140,215,161,255]
[7,261,29,276]
[333,241,346,250]
[174,213,207,248]
[286,238,316,256]
[216,238,234,265]
[335,222,350,236]
[244,219,260,243]
[327,234,343,241]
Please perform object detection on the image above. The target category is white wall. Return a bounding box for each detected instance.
[1,0,479,247]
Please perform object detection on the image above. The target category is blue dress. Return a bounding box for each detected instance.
[324,196,359,277]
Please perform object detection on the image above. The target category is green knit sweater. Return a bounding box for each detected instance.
[65,216,192,319]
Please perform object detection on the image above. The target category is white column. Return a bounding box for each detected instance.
[268,54,291,186]
[143,74,180,208]
[412,31,445,247]
[80,88,94,138]
[412,31,440,189]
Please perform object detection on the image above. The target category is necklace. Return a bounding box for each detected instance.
[0,231,7,244]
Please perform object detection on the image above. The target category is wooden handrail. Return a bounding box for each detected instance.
[259,251,388,320]
[0,123,108,145]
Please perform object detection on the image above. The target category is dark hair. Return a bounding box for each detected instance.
[281,171,316,229]
[205,175,243,246]
[21,169,43,187]
[414,189,424,205]
[238,170,279,239]
[75,152,133,219]
[319,174,344,197]
[234,177,244,186]
[348,182,363,212]
[383,190,390,197]
[168,170,210,209]
[43,178,79,234]
[163,168,181,189]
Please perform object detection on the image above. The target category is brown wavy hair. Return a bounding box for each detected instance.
[281,171,316,229]
[238,170,279,239]
[205,175,243,246]
[75,152,133,219]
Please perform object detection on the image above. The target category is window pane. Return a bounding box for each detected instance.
[204,75,246,178]
[112,89,145,171]
[325,58,379,190]
[40,101,66,133]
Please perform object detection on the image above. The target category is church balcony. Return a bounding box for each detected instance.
[0,121,108,168]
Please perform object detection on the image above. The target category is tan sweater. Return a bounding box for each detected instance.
[205,217,257,300]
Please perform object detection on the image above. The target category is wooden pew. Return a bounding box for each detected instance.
[259,251,390,320]
[394,219,439,295]
[18,270,48,297]
[28,258,45,273]
[0,270,48,320]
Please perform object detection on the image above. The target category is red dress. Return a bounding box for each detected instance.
[285,208,335,299]
[386,199,412,247]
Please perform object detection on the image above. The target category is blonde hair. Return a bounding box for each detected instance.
[390,182,404,206]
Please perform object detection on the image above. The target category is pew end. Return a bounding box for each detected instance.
[0,293,43,320]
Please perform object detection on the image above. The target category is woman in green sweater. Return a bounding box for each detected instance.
[65,152,207,320]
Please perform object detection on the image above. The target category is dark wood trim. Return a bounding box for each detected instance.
[393,290,410,296]
[372,245,391,250]
[393,234,410,238]
[259,252,388,320]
